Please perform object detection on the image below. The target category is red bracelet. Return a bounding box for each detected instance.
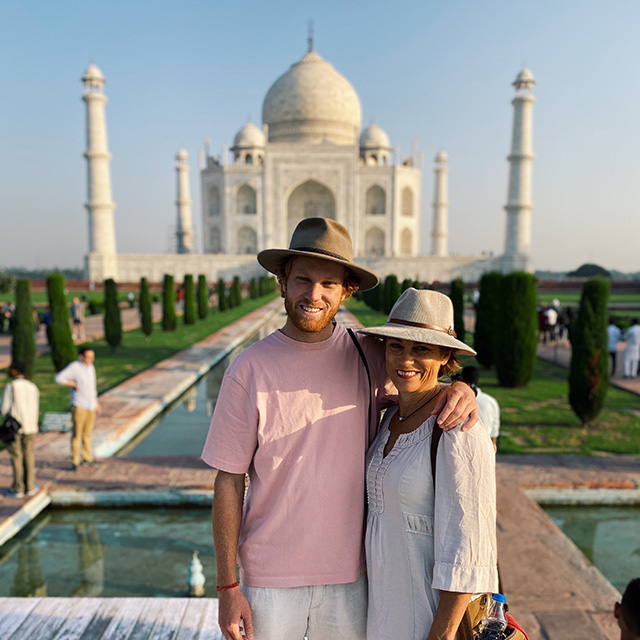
[216,580,240,592]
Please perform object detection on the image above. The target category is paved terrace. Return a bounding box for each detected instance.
[0,301,638,639]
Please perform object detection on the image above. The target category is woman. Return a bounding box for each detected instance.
[359,288,498,640]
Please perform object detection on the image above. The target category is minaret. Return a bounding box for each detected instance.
[503,68,535,270]
[82,64,117,259]
[431,150,449,257]
[175,148,194,254]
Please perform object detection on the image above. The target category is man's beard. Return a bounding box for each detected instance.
[283,291,340,334]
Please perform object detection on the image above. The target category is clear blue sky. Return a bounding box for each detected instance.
[1,0,638,273]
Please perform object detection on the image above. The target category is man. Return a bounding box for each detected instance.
[55,346,101,469]
[460,365,500,451]
[201,218,478,640]
[623,319,640,379]
[615,578,640,640]
[1,361,40,498]
[607,318,622,377]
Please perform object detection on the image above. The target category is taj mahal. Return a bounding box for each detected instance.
[83,41,535,284]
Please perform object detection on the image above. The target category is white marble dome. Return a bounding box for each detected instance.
[514,68,535,86]
[359,124,390,149]
[436,149,448,163]
[262,49,362,145]
[233,122,265,149]
[176,148,189,161]
[83,63,104,82]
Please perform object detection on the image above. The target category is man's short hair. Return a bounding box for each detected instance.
[621,578,640,637]
[78,346,93,357]
[9,361,25,375]
[274,256,360,300]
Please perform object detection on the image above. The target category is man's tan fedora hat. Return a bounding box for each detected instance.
[257,217,379,291]
[358,288,476,355]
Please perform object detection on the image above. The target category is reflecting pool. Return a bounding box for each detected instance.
[545,505,640,593]
[0,508,215,597]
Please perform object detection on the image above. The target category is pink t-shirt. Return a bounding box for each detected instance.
[201,323,391,588]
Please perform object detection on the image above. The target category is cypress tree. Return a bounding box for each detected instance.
[495,272,538,387]
[103,278,122,351]
[383,275,401,315]
[569,277,610,425]
[217,278,228,312]
[474,272,503,369]
[401,278,413,292]
[449,278,466,344]
[162,274,177,331]
[46,273,76,371]
[413,279,421,290]
[231,276,243,308]
[197,274,209,320]
[11,278,36,379]
[139,277,153,336]
[183,275,196,324]
[370,282,384,312]
[249,278,258,300]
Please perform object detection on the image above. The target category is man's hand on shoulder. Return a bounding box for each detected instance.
[218,588,254,640]
[430,381,479,431]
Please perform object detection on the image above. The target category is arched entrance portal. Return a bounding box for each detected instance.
[287,180,336,240]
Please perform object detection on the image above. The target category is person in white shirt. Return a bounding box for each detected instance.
[623,319,640,378]
[460,366,501,451]
[607,319,623,377]
[54,347,101,469]
[1,361,40,498]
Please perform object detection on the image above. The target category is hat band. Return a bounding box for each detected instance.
[389,317,457,337]
[293,246,350,262]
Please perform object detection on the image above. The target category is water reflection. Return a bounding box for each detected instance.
[546,505,640,592]
[0,508,216,597]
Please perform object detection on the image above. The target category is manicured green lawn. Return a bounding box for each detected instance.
[6,294,278,421]
[345,297,640,455]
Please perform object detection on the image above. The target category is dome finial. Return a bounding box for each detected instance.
[307,20,314,52]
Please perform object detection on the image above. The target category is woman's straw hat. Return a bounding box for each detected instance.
[358,288,476,355]
[257,217,379,291]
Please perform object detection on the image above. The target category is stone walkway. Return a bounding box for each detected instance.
[0,300,637,639]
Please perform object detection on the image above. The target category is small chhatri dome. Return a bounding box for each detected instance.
[262,48,362,145]
[83,63,104,82]
[359,124,390,149]
[176,148,189,161]
[514,68,535,87]
[233,122,265,149]
[436,149,448,163]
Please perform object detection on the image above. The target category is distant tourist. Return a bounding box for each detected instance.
[1,361,40,498]
[71,296,86,340]
[460,365,501,451]
[607,319,622,377]
[614,578,640,640]
[54,346,101,470]
[623,319,640,379]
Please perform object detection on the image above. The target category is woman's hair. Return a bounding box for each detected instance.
[439,348,459,379]
[274,256,359,299]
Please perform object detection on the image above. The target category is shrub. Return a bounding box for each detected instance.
[495,272,538,387]
[87,299,102,315]
[401,278,413,292]
[46,273,76,371]
[448,278,466,344]
[230,276,242,308]
[474,272,503,369]
[249,278,258,300]
[383,275,401,315]
[103,278,122,351]
[139,277,153,336]
[162,275,177,331]
[197,275,209,320]
[217,278,228,312]
[182,275,196,325]
[413,279,420,290]
[11,279,36,379]
[569,277,610,425]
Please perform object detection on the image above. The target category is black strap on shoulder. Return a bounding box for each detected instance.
[347,328,373,440]
[430,419,443,489]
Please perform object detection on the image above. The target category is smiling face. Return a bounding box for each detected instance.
[385,338,451,396]
[281,256,348,342]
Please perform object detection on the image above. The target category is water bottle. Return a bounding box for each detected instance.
[477,593,508,639]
